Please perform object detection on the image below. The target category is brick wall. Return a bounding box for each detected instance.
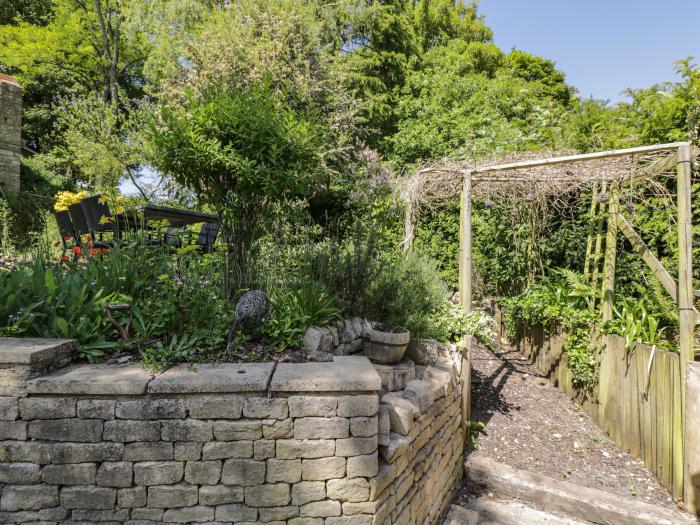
[0,339,462,525]
[0,75,22,195]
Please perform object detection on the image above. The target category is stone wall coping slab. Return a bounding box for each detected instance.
[148,363,274,393]
[0,337,75,364]
[27,364,153,395]
[270,356,381,392]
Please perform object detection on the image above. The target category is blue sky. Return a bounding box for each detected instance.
[478,0,700,104]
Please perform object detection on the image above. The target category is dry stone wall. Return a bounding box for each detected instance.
[0,338,462,525]
[0,75,22,195]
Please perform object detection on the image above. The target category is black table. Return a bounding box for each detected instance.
[117,204,219,228]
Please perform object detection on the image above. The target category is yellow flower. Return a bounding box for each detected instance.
[115,207,125,214]
[98,194,109,204]
[157,273,170,281]
[99,215,111,225]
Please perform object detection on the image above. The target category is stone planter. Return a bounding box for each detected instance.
[364,324,410,365]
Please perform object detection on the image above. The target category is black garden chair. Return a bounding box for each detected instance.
[53,210,78,261]
[196,222,220,254]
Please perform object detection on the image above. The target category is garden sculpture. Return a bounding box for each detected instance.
[226,290,271,353]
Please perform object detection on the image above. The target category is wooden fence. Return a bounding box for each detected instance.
[494,310,686,503]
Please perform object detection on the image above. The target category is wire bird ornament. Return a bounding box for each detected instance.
[226,290,271,353]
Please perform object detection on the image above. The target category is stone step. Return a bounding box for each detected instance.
[465,456,695,525]
[445,500,586,525]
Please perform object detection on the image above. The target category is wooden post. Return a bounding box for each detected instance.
[459,170,473,431]
[403,200,417,254]
[591,182,606,306]
[583,183,599,281]
[601,184,619,323]
[677,144,693,507]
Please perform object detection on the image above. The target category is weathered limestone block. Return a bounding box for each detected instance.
[27,364,151,395]
[271,357,381,392]
[254,439,275,460]
[96,461,133,487]
[0,462,41,483]
[131,506,164,520]
[199,484,244,505]
[147,482,198,508]
[123,441,173,461]
[243,397,288,419]
[60,486,117,509]
[263,417,294,439]
[292,480,326,506]
[43,463,96,485]
[266,458,302,483]
[104,420,160,442]
[133,461,184,486]
[289,517,324,525]
[215,503,258,522]
[184,460,222,485]
[148,363,273,394]
[213,420,262,440]
[244,483,290,507]
[53,442,122,463]
[302,457,345,481]
[174,441,202,461]
[302,326,334,355]
[0,420,27,440]
[187,394,244,419]
[294,417,349,439]
[77,399,116,419]
[19,397,76,419]
[260,505,300,522]
[72,508,130,522]
[326,516,372,525]
[369,463,396,501]
[221,458,265,486]
[276,439,335,459]
[161,419,213,441]
[372,360,416,395]
[0,484,59,511]
[118,486,146,508]
[349,416,377,437]
[382,403,413,436]
[299,499,341,518]
[0,440,52,464]
[335,436,377,457]
[202,440,253,460]
[403,379,435,413]
[288,396,338,417]
[162,504,215,523]
[28,419,103,442]
[327,477,370,502]
[347,453,378,478]
[0,397,18,420]
[381,392,419,418]
[116,399,186,420]
[337,395,378,417]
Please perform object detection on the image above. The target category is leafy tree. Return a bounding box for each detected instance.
[150,81,325,292]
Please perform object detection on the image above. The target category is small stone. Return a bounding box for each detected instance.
[383,404,413,436]
[213,420,262,440]
[402,380,434,413]
[0,420,27,440]
[288,396,337,417]
[174,441,202,461]
[124,441,173,461]
[0,462,41,483]
[276,439,335,459]
[43,463,96,485]
[338,395,378,417]
[97,461,133,487]
[163,504,215,523]
[0,396,18,420]
[347,453,378,478]
[254,439,275,460]
[118,486,146,508]
[147,482,198,508]
[266,458,302,483]
[116,399,185,420]
[0,440,52,464]
[327,478,369,502]
[131,506,164,520]
[221,458,265,486]
[72,508,130,522]
[133,461,184,486]
[243,397,288,419]
[187,394,244,419]
[77,399,116,419]
[259,505,300,522]
[292,480,326,506]
[350,417,377,437]
[215,503,258,522]
[161,419,213,441]
[263,418,294,439]
[185,460,222,485]
[294,417,349,439]
[199,485,244,506]
[53,442,123,463]
[335,436,377,457]
[244,483,290,507]
[28,418,102,442]
[0,484,59,511]
[104,420,160,442]
[203,440,253,460]
[60,485,116,509]
[19,397,75,419]
[299,499,341,518]
[302,457,345,480]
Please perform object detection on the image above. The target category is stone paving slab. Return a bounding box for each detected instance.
[148,363,274,393]
[0,337,75,364]
[27,364,153,395]
[270,356,381,392]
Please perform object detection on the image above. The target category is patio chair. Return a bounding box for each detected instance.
[53,210,77,261]
[163,226,184,248]
[196,222,220,254]
[68,202,112,253]
[81,194,114,237]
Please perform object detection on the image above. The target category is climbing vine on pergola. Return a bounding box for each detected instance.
[399,142,697,498]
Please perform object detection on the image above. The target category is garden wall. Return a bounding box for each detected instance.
[0,75,22,195]
[0,337,462,525]
[492,306,692,510]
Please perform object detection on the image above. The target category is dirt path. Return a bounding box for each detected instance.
[453,343,682,512]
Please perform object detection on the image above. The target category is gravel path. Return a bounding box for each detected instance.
[452,343,686,514]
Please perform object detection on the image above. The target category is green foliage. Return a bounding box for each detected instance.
[605,296,674,352]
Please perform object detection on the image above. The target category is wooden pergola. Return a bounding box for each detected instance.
[401,141,697,501]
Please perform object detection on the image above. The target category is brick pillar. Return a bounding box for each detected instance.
[0,74,22,195]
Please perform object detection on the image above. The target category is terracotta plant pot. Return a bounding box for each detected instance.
[363,323,410,365]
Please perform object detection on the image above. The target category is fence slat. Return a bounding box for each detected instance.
[671,354,683,500]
